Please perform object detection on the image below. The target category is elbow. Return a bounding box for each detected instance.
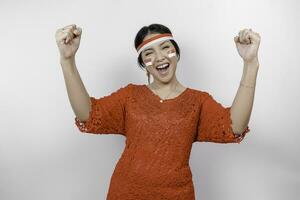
[76,98,92,122]
[75,109,90,122]
[233,126,249,135]
[231,122,248,135]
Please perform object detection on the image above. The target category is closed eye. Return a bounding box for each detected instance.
[145,45,170,56]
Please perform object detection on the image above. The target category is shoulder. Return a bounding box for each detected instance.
[107,83,136,99]
[118,83,137,91]
[117,83,144,97]
[125,83,146,92]
[123,83,141,88]
[187,87,211,102]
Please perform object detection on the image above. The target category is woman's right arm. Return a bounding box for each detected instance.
[60,57,91,122]
[56,24,91,122]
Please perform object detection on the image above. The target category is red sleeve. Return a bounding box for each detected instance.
[74,83,133,136]
[195,92,250,144]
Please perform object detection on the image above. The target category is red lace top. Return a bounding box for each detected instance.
[75,83,250,200]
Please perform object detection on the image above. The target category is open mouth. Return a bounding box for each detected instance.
[156,63,170,74]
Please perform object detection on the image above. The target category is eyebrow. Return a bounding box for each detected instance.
[144,41,169,52]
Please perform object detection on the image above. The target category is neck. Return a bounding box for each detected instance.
[151,76,179,91]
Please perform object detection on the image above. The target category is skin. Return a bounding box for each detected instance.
[140,33,186,99]
[55,24,82,59]
[55,24,91,121]
[230,28,260,134]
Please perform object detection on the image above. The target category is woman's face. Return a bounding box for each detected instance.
[141,33,178,83]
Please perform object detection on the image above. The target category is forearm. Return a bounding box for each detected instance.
[230,58,259,134]
[60,57,91,121]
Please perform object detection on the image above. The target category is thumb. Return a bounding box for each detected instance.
[73,28,82,44]
[73,27,82,37]
[234,36,239,44]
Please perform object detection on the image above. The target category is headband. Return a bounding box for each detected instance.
[136,33,174,55]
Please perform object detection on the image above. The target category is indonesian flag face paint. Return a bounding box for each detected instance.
[143,48,176,67]
[144,58,153,67]
[144,49,176,67]
[167,48,176,58]
[138,33,178,67]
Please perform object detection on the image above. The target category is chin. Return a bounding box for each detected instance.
[157,69,176,83]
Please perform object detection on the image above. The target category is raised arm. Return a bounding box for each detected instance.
[230,28,260,134]
[55,24,91,122]
[60,58,91,122]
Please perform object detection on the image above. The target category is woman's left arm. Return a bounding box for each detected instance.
[230,29,261,135]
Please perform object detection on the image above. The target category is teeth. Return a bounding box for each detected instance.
[157,64,168,69]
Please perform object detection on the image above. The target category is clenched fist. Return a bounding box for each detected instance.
[55,24,82,59]
[234,28,260,64]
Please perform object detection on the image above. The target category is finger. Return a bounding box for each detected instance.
[66,32,75,43]
[62,24,76,30]
[55,28,65,37]
[63,26,76,34]
[241,29,250,43]
[56,29,72,44]
[61,31,70,43]
[63,29,74,38]
[250,32,261,44]
[73,27,82,36]
[238,30,243,43]
[234,36,240,43]
[55,29,68,43]
[243,30,251,44]
[252,31,261,39]
[59,31,73,44]
[61,26,77,39]
[247,29,261,41]
[57,32,70,44]
[238,30,242,38]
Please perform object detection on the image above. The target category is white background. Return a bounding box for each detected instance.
[1,0,299,199]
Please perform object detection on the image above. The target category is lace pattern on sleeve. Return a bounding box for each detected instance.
[196,92,250,144]
[74,97,125,134]
[74,84,132,136]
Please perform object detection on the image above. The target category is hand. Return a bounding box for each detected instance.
[55,24,82,60]
[234,28,260,64]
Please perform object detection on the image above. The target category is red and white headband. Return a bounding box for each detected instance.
[136,33,175,55]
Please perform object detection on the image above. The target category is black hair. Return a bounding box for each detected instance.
[134,24,181,70]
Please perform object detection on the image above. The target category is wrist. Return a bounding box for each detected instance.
[60,56,75,65]
[244,57,259,68]
[60,57,77,73]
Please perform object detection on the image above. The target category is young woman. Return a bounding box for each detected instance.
[55,23,260,199]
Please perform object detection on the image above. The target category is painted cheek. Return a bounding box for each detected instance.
[144,58,153,67]
[167,48,176,58]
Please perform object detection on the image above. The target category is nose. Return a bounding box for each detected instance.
[155,50,166,64]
